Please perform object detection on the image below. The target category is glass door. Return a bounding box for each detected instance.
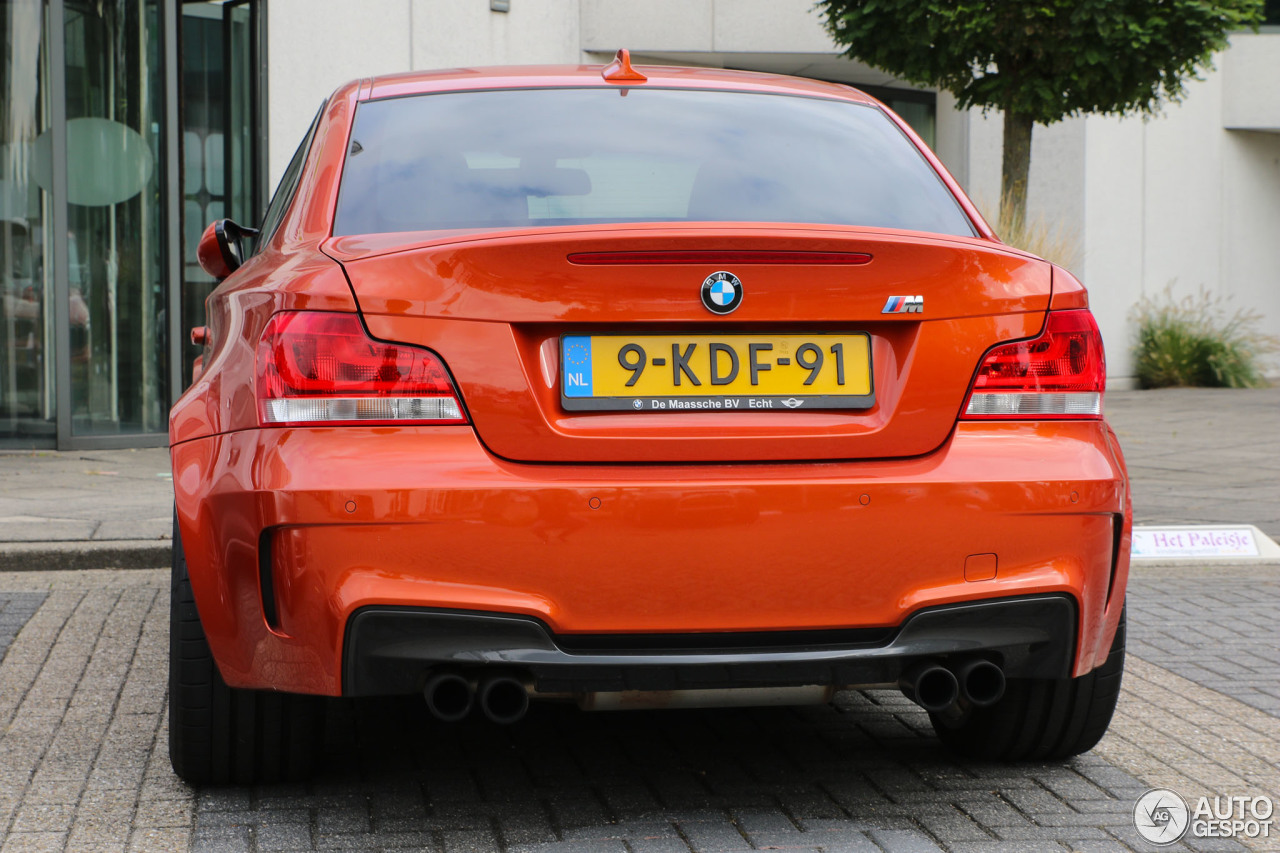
[63,0,169,437]
[180,0,260,387]
[0,1,56,442]
[3,0,259,446]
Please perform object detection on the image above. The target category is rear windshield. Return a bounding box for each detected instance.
[333,87,975,238]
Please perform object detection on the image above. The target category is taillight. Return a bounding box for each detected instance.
[961,309,1104,419]
[255,311,467,426]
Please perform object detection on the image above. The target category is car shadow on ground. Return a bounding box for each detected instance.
[193,689,1144,850]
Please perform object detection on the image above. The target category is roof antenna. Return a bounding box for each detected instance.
[601,49,647,84]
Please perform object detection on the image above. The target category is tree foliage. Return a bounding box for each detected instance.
[820,0,1262,123]
[818,0,1264,226]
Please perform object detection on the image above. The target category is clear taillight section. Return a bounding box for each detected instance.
[962,309,1105,419]
[256,311,467,426]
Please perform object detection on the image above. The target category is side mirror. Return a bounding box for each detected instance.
[196,219,260,281]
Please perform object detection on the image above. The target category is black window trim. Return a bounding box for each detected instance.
[253,101,325,254]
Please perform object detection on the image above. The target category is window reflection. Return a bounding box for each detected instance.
[1,0,55,440]
[181,1,255,387]
[63,0,168,436]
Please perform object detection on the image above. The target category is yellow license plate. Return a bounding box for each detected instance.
[561,333,873,412]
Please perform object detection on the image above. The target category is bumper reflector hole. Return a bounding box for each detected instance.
[964,553,998,582]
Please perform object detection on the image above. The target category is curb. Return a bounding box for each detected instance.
[0,540,170,572]
[1131,558,1280,569]
[1130,523,1280,566]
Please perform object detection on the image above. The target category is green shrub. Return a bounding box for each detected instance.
[1130,286,1278,389]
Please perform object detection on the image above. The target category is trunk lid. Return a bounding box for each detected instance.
[324,225,1050,463]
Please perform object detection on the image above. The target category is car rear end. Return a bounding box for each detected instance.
[169,62,1129,782]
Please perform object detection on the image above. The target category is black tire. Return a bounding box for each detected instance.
[169,512,324,784]
[930,605,1125,761]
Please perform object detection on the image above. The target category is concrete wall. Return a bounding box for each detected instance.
[1079,47,1280,383]
[266,1,413,184]
[582,0,834,54]
[1223,34,1280,131]
[266,0,584,184]
[409,0,584,74]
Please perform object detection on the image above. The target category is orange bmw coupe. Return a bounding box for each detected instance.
[170,52,1130,784]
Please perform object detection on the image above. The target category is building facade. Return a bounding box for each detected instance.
[2,0,265,447]
[2,0,1277,447]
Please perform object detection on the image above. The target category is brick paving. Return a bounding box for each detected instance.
[1,567,1275,852]
[0,594,45,663]
[1104,388,1280,540]
[1127,569,1280,716]
[0,573,189,853]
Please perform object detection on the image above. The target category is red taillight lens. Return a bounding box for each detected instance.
[255,311,467,426]
[962,309,1105,419]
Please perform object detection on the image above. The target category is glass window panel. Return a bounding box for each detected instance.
[1,0,56,442]
[204,131,223,196]
[227,3,253,225]
[183,129,202,196]
[183,198,202,264]
[335,88,974,238]
[179,1,263,388]
[64,0,169,436]
[180,4,222,390]
[889,100,936,151]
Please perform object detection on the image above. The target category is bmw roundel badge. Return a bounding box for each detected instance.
[701,271,743,315]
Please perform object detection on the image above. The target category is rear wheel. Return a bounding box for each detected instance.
[168,512,324,784]
[930,606,1125,761]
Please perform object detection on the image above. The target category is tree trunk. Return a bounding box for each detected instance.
[1001,110,1034,232]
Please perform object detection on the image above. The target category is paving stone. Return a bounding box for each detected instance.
[9,804,74,834]
[0,595,45,664]
[812,834,879,853]
[865,829,944,852]
[190,824,251,853]
[675,820,750,852]
[254,821,313,849]
[621,839,691,853]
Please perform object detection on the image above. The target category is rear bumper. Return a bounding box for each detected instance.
[171,421,1130,696]
[342,594,1076,697]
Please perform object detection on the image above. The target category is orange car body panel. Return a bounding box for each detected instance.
[337,228,1049,464]
[172,421,1128,696]
[170,62,1129,699]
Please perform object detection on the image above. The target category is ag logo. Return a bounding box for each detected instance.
[701,271,743,315]
[1134,789,1190,845]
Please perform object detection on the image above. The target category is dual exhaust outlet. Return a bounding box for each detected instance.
[425,658,1005,723]
[898,658,1006,714]
[423,671,529,724]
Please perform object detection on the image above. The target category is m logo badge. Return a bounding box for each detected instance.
[882,295,923,314]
